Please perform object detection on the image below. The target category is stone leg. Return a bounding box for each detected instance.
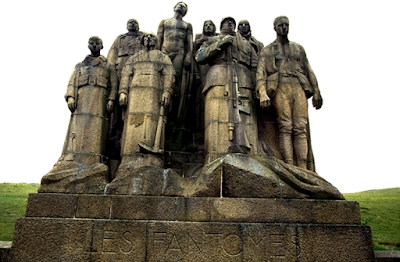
[276,116,294,165]
[293,116,308,169]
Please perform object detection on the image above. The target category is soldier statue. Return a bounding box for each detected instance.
[116,32,175,171]
[40,36,118,193]
[191,20,217,150]
[238,19,264,54]
[107,19,145,78]
[196,17,259,162]
[106,19,145,178]
[256,16,323,169]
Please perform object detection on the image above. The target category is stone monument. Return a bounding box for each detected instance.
[106,19,145,179]
[38,36,117,194]
[9,11,375,262]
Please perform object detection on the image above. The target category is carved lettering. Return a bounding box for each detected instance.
[270,233,285,259]
[102,230,118,254]
[153,232,167,251]
[120,231,134,254]
[166,234,183,254]
[84,228,137,255]
[290,235,301,258]
[223,234,243,256]
[187,233,202,254]
[248,233,266,247]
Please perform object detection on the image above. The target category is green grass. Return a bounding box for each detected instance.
[0,184,399,251]
[344,188,400,251]
[0,183,39,241]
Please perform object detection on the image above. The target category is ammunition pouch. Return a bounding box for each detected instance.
[78,75,109,89]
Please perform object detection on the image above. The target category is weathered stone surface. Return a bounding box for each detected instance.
[297,225,375,261]
[38,162,108,194]
[76,194,111,219]
[105,165,189,196]
[105,162,222,197]
[9,218,147,262]
[10,218,374,262]
[375,251,400,262]
[0,241,11,262]
[23,194,360,224]
[104,154,344,200]
[25,193,77,218]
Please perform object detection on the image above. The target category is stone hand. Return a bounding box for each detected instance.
[67,97,76,112]
[312,93,323,109]
[107,100,114,112]
[195,38,206,47]
[184,54,191,69]
[220,35,234,46]
[162,91,171,107]
[119,93,128,107]
[260,93,271,108]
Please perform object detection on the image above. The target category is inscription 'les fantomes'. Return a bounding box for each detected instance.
[150,230,301,259]
[81,227,301,259]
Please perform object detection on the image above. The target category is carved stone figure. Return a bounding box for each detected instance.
[39,36,118,193]
[196,17,259,162]
[256,16,323,169]
[106,19,145,178]
[107,19,145,78]
[194,20,217,87]
[238,19,264,54]
[157,2,193,150]
[191,20,217,150]
[116,32,174,171]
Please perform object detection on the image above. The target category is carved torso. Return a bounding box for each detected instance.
[160,18,190,54]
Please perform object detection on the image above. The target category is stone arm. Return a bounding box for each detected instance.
[161,56,175,107]
[118,57,134,106]
[195,37,228,65]
[184,23,194,68]
[256,49,271,108]
[249,45,258,87]
[107,37,120,65]
[107,62,119,112]
[301,46,323,109]
[156,20,165,50]
[194,34,207,52]
[65,64,80,112]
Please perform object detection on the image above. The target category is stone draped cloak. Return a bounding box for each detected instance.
[119,49,174,163]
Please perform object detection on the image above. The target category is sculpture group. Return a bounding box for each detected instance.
[39,3,343,200]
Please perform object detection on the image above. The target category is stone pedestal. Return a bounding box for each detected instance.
[9,194,375,261]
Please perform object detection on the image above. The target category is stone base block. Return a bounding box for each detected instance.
[10,219,374,262]
[9,194,375,261]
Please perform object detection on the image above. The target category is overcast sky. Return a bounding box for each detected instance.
[1,0,399,193]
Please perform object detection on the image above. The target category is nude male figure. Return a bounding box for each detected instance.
[157,2,193,150]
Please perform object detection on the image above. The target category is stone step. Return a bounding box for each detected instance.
[25,193,361,224]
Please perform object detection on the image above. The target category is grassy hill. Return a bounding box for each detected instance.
[0,183,40,241]
[344,188,400,251]
[0,183,399,250]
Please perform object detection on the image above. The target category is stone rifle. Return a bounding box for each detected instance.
[138,101,166,155]
[226,43,250,153]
